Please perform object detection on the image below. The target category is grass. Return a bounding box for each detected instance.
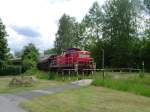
[1,68,150,97]
[21,86,150,112]
[92,72,150,97]
[24,68,79,81]
[26,69,150,97]
[0,69,65,93]
[0,76,64,93]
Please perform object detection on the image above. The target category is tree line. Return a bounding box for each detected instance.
[1,0,150,71]
[0,17,39,71]
[54,0,150,71]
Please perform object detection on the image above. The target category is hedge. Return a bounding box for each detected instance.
[0,65,22,76]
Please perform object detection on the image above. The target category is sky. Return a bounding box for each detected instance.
[0,0,105,53]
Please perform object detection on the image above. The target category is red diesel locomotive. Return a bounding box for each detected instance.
[38,48,96,72]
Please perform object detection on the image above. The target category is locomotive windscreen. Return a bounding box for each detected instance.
[79,54,90,58]
[66,48,81,51]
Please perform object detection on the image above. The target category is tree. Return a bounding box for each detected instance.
[144,0,150,13]
[54,14,79,54]
[102,0,139,67]
[14,51,22,58]
[81,1,103,50]
[0,18,9,68]
[44,48,56,55]
[8,53,13,59]
[140,0,150,71]
[22,43,39,69]
[139,29,150,71]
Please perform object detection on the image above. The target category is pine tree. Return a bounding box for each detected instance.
[142,0,150,71]
[0,18,9,68]
[102,0,138,67]
[81,1,103,50]
[144,0,150,12]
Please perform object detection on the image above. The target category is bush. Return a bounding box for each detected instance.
[139,71,144,78]
[0,65,22,76]
[23,68,51,80]
[9,76,36,87]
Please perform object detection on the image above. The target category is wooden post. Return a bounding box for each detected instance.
[69,70,71,80]
[19,66,22,75]
[82,71,84,79]
[142,61,144,77]
[102,49,105,80]
[69,70,71,75]
[75,64,78,80]
[61,70,64,80]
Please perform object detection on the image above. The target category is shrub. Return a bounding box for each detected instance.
[0,65,22,76]
[9,76,36,87]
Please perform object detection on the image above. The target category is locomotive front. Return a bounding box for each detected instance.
[76,50,96,70]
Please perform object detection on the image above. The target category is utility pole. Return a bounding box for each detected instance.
[102,49,105,80]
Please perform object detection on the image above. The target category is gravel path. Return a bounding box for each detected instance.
[0,79,92,112]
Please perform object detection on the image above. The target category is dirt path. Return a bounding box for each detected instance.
[0,79,92,112]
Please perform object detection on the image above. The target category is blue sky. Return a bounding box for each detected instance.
[0,0,105,53]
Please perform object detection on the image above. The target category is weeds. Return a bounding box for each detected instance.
[92,74,150,97]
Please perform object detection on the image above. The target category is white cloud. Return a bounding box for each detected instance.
[0,0,105,53]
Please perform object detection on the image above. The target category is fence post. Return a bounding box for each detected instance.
[142,61,144,77]
[102,49,105,80]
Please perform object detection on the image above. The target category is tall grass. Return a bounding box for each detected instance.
[92,73,150,97]
[23,68,103,81]
[24,69,150,97]
[23,68,50,80]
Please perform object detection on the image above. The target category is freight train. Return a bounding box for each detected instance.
[37,48,96,73]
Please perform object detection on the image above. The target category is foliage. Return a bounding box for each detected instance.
[0,18,9,68]
[14,51,22,58]
[54,14,80,54]
[92,72,150,97]
[52,0,147,70]
[141,4,150,71]
[44,48,56,55]
[22,43,39,70]
[81,1,103,50]
[144,0,150,13]
[0,76,64,93]
[25,68,50,80]
[89,40,103,68]
[0,65,22,76]
[102,0,139,67]
[51,0,150,71]
[9,76,35,87]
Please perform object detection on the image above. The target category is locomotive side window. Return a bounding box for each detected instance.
[79,54,90,58]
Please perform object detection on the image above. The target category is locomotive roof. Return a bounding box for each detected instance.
[65,48,81,51]
[38,54,56,63]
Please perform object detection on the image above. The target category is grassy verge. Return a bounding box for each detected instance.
[0,69,65,93]
[21,86,150,112]
[0,76,64,93]
[92,72,150,97]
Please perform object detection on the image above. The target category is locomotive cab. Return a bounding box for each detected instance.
[64,48,95,69]
[77,51,93,63]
